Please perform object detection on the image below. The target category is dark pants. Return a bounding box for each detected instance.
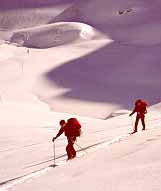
[66,137,76,160]
[134,114,145,132]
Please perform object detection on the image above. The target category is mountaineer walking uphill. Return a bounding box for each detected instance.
[129,99,147,134]
[52,118,81,160]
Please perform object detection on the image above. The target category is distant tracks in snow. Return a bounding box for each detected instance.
[0,166,55,191]
[0,133,130,191]
[0,142,43,153]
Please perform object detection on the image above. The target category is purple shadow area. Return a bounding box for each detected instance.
[0,0,79,10]
[45,41,161,110]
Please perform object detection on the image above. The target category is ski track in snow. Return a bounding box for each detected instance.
[0,133,130,191]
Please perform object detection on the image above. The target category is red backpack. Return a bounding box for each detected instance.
[64,118,81,137]
[135,99,147,113]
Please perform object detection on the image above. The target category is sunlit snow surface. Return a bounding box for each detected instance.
[0,0,161,190]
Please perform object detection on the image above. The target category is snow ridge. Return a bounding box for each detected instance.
[0,133,130,191]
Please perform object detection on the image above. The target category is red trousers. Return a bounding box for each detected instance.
[134,114,145,132]
[66,137,76,160]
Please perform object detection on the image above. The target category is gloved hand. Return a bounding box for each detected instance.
[52,137,56,142]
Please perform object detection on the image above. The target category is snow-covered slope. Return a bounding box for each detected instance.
[1,0,161,118]
[10,22,102,48]
[0,1,161,190]
[0,109,161,191]
[0,0,77,30]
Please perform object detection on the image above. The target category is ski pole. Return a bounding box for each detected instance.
[130,116,133,127]
[53,141,56,165]
[130,116,135,132]
[74,142,88,154]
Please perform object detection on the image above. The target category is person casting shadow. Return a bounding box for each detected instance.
[52,118,81,160]
[129,99,147,134]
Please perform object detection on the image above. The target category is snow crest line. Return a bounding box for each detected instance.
[84,134,130,153]
[0,133,130,191]
[0,167,53,191]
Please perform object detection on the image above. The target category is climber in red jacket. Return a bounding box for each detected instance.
[52,118,81,160]
[129,99,147,134]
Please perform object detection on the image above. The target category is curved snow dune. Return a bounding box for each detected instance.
[10,22,102,48]
[1,0,161,118]
[36,0,161,116]
[44,41,161,117]
[51,0,161,46]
